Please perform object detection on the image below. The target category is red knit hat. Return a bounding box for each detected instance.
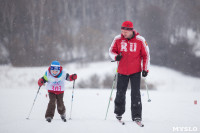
[121,21,133,30]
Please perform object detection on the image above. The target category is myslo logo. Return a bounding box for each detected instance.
[173,127,198,132]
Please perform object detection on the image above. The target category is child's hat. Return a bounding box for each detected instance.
[50,60,60,70]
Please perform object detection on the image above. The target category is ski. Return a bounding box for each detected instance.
[118,120,125,125]
[135,121,144,127]
[116,115,125,125]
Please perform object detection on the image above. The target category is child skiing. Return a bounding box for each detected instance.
[37,60,77,122]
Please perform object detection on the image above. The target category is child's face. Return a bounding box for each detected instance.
[51,70,59,75]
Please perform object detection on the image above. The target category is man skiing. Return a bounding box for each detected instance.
[38,60,77,122]
[109,21,150,125]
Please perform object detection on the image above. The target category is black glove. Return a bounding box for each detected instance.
[115,54,122,61]
[142,71,148,77]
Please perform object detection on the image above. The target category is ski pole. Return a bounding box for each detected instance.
[105,61,119,120]
[144,78,151,102]
[26,86,41,119]
[69,80,75,120]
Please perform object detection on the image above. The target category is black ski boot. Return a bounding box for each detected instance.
[46,117,52,123]
[116,115,122,121]
[61,113,67,122]
[134,117,141,122]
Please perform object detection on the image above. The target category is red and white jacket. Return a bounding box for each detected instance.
[109,30,150,75]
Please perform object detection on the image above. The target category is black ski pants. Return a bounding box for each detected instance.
[114,72,142,120]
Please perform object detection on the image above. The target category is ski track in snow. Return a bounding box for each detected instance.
[0,89,200,133]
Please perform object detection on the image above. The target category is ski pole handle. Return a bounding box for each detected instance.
[111,52,122,62]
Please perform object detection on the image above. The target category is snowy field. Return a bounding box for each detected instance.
[0,61,200,133]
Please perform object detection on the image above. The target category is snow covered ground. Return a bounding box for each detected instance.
[1,61,200,91]
[0,61,200,133]
[0,89,200,133]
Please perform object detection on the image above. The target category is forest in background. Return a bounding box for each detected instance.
[0,0,200,77]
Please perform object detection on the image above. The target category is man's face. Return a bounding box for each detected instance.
[121,29,133,39]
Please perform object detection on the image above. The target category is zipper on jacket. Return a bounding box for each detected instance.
[126,40,129,75]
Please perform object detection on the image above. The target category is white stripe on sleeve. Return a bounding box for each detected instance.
[109,35,121,60]
[136,35,150,71]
